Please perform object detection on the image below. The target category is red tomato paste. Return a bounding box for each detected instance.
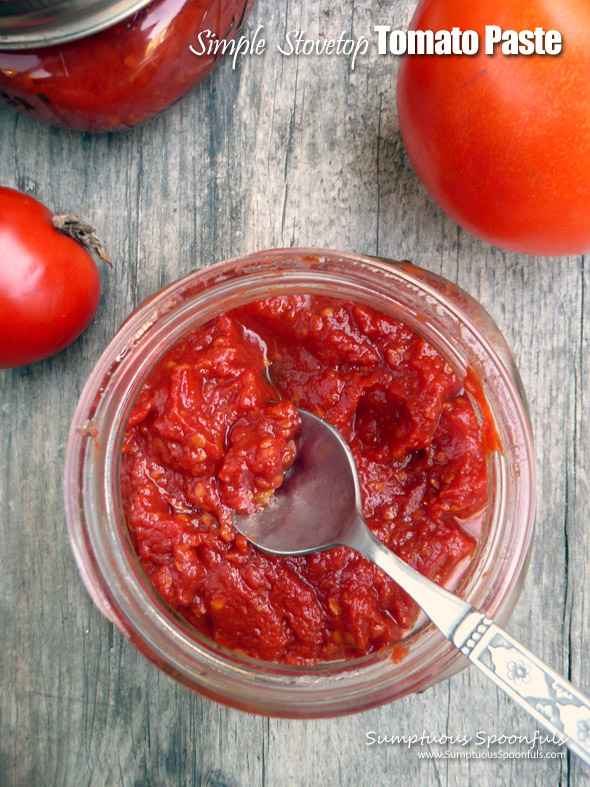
[121,296,488,663]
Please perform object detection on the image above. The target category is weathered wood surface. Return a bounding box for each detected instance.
[0,0,588,785]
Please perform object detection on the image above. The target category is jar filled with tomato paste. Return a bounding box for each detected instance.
[64,250,535,717]
[0,0,254,130]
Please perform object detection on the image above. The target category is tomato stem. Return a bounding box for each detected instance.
[52,213,112,267]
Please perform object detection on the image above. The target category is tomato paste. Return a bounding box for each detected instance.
[121,296,488,663]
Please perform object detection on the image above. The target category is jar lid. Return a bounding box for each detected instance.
[0,0,154,49]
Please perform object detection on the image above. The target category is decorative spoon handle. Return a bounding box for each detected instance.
[353,526,590,765]
[453,611,590,764]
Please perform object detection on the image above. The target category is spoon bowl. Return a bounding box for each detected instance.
[236,411,362,554]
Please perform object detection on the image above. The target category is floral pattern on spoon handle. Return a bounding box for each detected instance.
[454,612,590,765]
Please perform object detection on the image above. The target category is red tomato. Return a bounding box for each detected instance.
[396,0,590,256]
[0,187,102,368]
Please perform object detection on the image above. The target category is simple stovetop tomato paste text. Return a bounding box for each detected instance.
[121,296,487,663]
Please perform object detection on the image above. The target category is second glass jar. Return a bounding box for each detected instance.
[0,0,255,130]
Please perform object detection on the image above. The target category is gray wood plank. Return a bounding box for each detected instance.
[1,0,588,785]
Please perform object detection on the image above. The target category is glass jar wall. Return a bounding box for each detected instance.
[64,250,536,717]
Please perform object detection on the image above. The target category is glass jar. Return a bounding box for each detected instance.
[0,0,255,130]
[64,250,535,717]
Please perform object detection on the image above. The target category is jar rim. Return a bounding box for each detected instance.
[64,249,536,717]
[0,0,153,49]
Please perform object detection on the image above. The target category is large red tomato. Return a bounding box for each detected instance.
[0,187,105,368]
[397,0,590,256]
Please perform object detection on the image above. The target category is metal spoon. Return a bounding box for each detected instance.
[234,410,590,765]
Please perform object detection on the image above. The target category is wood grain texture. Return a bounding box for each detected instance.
[0,0,589,784]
